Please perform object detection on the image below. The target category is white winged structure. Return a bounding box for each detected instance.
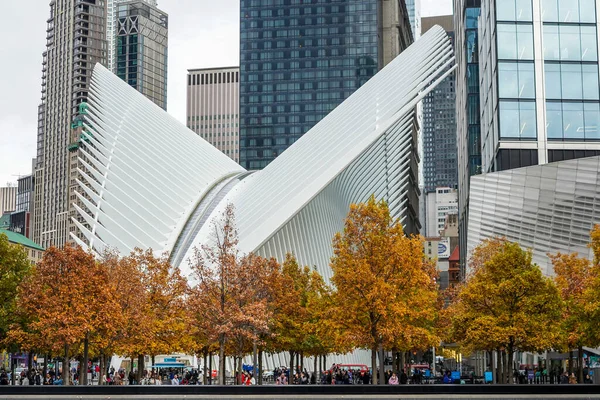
[72,26,455,281]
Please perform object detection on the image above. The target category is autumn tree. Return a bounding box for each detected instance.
[0,233,32,349]
[12,245,114,385]
[448,240,562,384]
[189,203,272,385]
[551,251,598,382]
[268,254,335,377]
[329,195,439,384]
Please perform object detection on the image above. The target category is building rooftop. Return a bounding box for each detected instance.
[449,245,460,262]
[0,229,45,251]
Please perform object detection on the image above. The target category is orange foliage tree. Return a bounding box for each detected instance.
[329,195,439,384]
[12,245,114,385]
[189,204,272,384]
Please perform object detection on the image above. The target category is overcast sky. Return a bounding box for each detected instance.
[0,0,453,186]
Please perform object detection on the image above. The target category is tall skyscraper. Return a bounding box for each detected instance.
[422,15,457,194]
[114,0,168,109]
[457,0,600,275]
[33,0,107,249]
[454,0,482,277]
[9,170,35,238]
[239,0,414,170]
[107,0,158,72]
[479,0,600,171]
[187,67,240,162]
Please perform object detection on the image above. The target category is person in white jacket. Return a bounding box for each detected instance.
[171,375,179,385]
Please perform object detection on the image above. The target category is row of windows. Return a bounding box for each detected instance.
[242,15,374,28]
[497,0,596,24]
[498,100,600,140]
[188,71,239,86]
[547,101,600,140]
[541,0,596,23]
[497,23,598,63]
[241,26,375,39]
[241,46,377,60]
[245,58,374,70]
[243,68,374,82]
[188,114,238,121]
[242,3,375,14]
[241,102,340,119]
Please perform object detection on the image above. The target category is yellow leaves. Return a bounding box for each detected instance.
[330,195,439,354]
[449,239,562,355]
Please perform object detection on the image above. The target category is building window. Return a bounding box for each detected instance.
[546,101,600,140]
[542,25,598,62]
[497,23,534,60]
[498,62,535,99]
[499,100,537,139]
[496,0,533,22]
[541,0,596,23]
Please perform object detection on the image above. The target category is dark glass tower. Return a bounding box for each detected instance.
[239,0,412,170]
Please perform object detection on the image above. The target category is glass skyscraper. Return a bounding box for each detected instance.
[115,0,168,109]
[422,15,457,194]
[239,0,413,170]
[454,0,482,278]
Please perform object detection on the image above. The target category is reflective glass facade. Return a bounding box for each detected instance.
[422,16,457,193]
[239,0,381,170]
[116,1,168,109]
[542,0,600,141]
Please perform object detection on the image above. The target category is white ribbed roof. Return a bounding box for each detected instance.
[73,26,455,274]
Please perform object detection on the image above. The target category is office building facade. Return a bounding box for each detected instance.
[479,0,600,172]
[422,16,457,194]
[107,0,158,72]
[32,0,107,249]
[239,0,413,170]
[0,187,17,215]
[454,0,482,277]
[115,0,168,109]
[187,67,240,162]
[9,174,34,238]
[425,187,458,237]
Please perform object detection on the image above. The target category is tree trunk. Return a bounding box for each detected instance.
[296,352,300,375]
[568,349,573,375]
[203,349,208,385]
[323,355,327,372]
[209,352,213,385]
[392,348,398,373]
[258,349,263,385]
[494,350,501,385]
[371,345,378,385]
[63,344,70,386]
[400,351,406,375]
[300,351,304,372]
[27,352,33,377]
[137,354,144,384]
[237,355,243,385]
[219,335,226,385]
[378,344,385,384]
[313,355,317,384]
[578,345,584,384]
[99,353,105,386]
[81,334,89,385]
[42,353,48,383]
[319,354,322,382]
[289,351,295,377]
[507,347,514,385]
